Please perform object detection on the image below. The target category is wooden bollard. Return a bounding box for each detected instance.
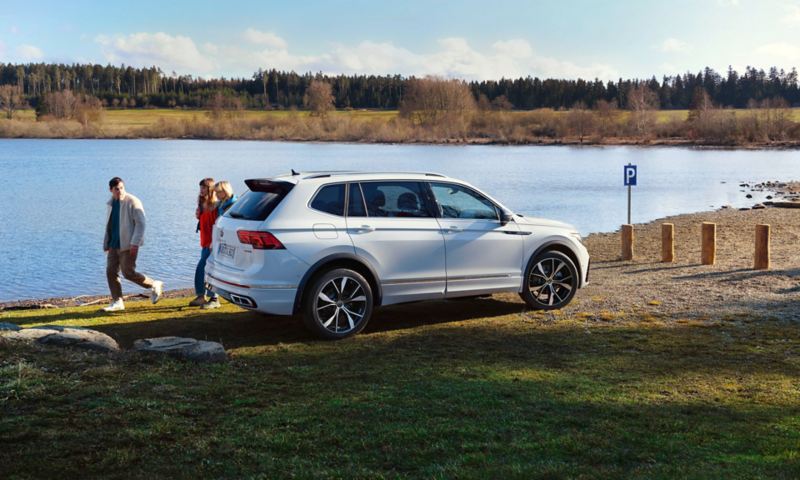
[701,222,716,265]
[621,224,634,261]
[661,223,674,263]
[754,224,770,270]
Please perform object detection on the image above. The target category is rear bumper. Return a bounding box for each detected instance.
[206,275,296,316]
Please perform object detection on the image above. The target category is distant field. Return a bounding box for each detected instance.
[11,107,800,128]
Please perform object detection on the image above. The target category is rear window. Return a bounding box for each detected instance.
[310,184,345,216]
[226,184,292,221]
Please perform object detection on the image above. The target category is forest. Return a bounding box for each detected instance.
[1,62,799,111]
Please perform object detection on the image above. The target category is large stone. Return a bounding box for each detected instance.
[132,336,227,363]
[1,326,119,352]
[0,322,21,331]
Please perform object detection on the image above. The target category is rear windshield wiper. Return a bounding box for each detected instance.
[228,212,245,219]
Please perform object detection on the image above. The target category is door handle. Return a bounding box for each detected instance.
[355,225,375,233]
[447,226,462,232]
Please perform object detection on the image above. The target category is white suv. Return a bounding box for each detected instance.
[205,172,590,339]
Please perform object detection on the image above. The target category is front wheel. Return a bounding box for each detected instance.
[302,268,374,339]
[519,251,579,310]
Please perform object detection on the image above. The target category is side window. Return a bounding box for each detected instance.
[430,183,499,220]
[360,182,432,218]
[310,184,345,216]
[347,183,367,217]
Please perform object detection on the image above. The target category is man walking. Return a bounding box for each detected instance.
[102,177,163,312]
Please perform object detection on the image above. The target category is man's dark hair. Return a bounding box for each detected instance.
[109,177,124,189]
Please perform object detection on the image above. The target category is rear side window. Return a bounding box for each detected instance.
[310,184,345,216]
[360,182,432,218]
[226,183,292,221]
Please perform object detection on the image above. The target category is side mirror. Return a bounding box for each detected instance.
[501,212,514,226]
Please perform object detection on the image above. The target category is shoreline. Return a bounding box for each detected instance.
[5,134,800,150]
[4,180,797,311]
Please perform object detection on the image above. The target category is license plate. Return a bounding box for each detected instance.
[218,243,236,259]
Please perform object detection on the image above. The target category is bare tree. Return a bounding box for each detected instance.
[566,101,596,143]
[39,90,104,125]
[304,80,335,116]
[626,85,659,137]
[399,76,476,126]
[0,85,27,119]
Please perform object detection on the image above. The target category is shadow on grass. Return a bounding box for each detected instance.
[9,297,527,349]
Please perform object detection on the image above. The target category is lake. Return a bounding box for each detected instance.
[2,139,798,302]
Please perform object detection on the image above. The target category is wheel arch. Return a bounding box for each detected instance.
[523,240,583,290]
[293,253,382,313]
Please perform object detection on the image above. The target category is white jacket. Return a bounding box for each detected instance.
[104,192,146,250]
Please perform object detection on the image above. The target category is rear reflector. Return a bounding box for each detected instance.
[237,230,285,250]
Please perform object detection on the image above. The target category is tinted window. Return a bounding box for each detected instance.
[348,183,367,217]
[311,184,345,216]
[430,183,499,220]
[226,190,288,221]
[360,182,432,218]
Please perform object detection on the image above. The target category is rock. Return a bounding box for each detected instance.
[720,205,731,209]
[739,183,748,187]
[766,195,773,200]
[133,336,227,363]
[739,207,750,211]
[752,203,766,210]
[1,326,119,352]
[745,194,753,199]
[0,322,21,331]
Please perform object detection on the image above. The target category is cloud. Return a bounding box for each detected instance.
[782,4,800,24]
[755,42,800,62]
[94,30,619,81]
[659,38,690,53]
[16,44,43,60]
[95,32,215,74]
[243,28,288,50]
[716,0,739,5]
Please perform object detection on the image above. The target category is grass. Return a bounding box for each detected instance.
[2,295,799,479]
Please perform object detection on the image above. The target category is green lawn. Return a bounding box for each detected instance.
[1,295,798,478]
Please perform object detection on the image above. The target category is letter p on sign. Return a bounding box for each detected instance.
[624,164,637,186]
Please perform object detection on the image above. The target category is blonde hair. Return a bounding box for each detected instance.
[198,177,217,210]
[214,180,234,201]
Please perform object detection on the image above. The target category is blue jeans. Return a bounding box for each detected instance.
[194,247,216,299]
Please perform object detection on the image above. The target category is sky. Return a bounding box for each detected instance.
[1,0,799,81]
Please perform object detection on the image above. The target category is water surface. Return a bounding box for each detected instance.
[2,139,798,301]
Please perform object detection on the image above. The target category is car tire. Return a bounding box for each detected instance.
[302,268,374,339]
[519,251,579,310]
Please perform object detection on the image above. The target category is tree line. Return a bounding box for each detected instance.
[2,63,800,113]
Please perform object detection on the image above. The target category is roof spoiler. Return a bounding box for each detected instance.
[244,179,294,193]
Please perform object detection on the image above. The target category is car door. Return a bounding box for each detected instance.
[346,181,446,305]
[428,182,524,296]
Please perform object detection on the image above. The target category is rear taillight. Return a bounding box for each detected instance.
[237,230,285,250]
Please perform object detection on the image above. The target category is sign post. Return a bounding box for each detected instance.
[623,164,637,224]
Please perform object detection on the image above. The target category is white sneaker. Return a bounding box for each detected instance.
[102,298,125,312]
[151,280,164,304]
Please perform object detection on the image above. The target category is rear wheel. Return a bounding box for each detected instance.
[302,268,374,339]
[519,251,578,310]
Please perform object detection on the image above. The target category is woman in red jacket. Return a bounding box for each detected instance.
[190,178,219,308]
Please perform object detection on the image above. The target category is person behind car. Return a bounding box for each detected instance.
[214,180,238,217]
[190,178,219,308]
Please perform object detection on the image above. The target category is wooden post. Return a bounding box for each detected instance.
[754,224,770,270]
[701,222,716,265]
[661,223,674,263]
[621,224,634,261]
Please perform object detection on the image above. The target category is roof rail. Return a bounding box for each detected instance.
[301,171,446,180]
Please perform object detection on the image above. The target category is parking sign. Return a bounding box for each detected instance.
[624,164,637,186]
